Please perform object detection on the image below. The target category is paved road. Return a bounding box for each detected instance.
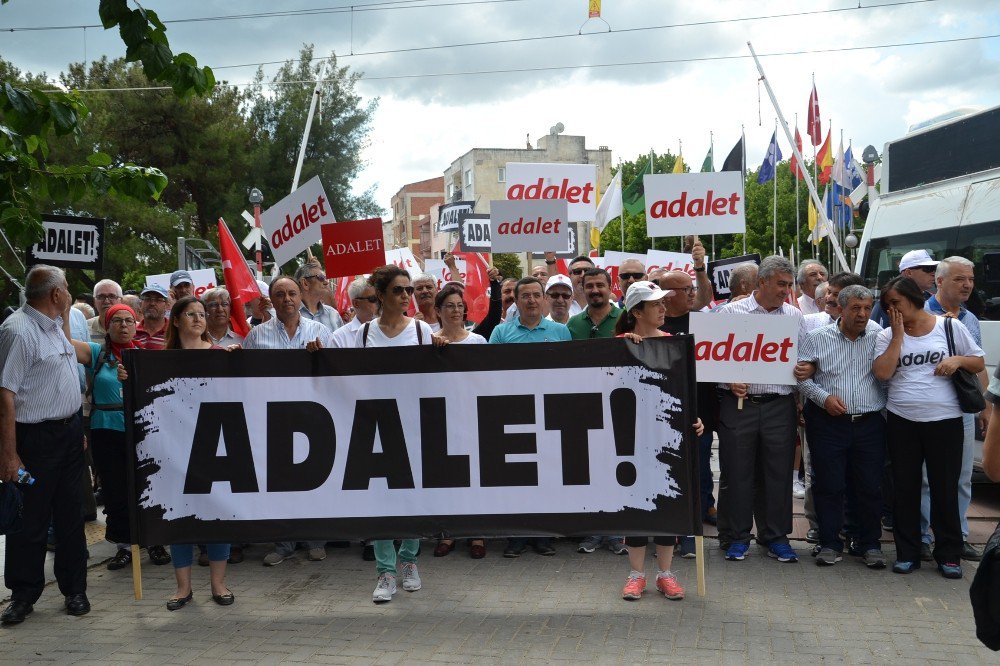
[0,534,995,664]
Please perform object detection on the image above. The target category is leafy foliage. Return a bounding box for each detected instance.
[492,253,523,280]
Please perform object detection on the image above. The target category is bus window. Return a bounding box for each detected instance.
[860,228,957,291]
[956,221,1000,321]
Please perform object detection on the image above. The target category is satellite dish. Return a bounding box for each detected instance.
[555,122,565,134]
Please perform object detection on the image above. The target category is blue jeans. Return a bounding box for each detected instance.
[805,404,885,553]
[698,431,715,517]
[920,413,974,542]
[171,543,230,568]
[373,539,419,576]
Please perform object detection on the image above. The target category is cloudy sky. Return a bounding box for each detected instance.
[2,0,998,218]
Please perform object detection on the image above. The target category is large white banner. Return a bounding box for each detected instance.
[259,176,335,268]
[505,163,598,222]
[688,312,799,385]
[643,172,746,237]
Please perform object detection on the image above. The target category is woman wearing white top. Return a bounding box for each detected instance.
[357,265,434,603]
[873,276,984,578]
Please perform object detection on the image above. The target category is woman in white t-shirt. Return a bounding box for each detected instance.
[358,265,434,604]
[873,276,985,578]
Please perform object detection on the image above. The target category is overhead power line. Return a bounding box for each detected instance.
[57,32,1000,92]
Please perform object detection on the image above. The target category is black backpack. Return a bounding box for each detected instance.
[0,481,24,535]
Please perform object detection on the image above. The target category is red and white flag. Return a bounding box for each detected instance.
[334,275,354,319]
[451,242,492,324]
[217,218,261,338]
[790,126,806,180]
[807,84,822,147]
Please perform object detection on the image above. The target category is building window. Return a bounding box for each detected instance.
[447,183,454,198]
[498,167,506,182]
[464,169,473,187]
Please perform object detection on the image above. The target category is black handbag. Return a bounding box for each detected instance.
[0,481,24,535]
[970,521,1000,650]
[944,316,986,414]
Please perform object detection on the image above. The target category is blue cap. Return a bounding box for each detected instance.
[141,284,169,298]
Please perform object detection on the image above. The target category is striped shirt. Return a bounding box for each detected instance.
[299,303,344,333]
[717,292,803,395]
[134,319,167,350]
[208,328,244,348]
[0,306,82,423]
[798,319,887,413]
[243,314,335,350]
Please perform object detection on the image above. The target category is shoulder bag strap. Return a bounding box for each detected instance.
[363,322,371,347]
[415,318,424,345]
[944,316,956,357]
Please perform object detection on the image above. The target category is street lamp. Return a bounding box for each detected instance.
[249,188,264,278]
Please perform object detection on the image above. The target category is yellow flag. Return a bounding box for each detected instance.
[591,226,601,249]
[808,197,817,231]
[673,155,685,174]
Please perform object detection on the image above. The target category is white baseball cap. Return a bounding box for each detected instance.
[255,279,270,298]
[624,281,673,312]
[898,249,938,271]
[545,274,573,293]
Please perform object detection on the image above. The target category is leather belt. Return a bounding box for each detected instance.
[837,411,879,423]
[744,393,782,404]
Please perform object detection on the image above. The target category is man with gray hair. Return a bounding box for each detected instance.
[202,287,244,348]
[922,255,984,562]
[1,265,90,624]
[87,278,122,346]
[411,272,442,331]
[331,277,379,349]
[716,255,804,564]
[727,263,759,303]
[294,264,343,333]
[797,284,888,568]
[797,260,828,314]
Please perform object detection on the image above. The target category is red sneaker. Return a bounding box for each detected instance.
[656,574,685,600]
[621,574,646,600]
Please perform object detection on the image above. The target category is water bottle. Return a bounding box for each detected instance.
[16,468,34,486]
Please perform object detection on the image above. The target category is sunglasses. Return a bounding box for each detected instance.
[391,285,415,295]
[619,272,645,281]
[304,274,328,284]
[547,292,572,300]
[353,296,379,304]
[570,268,588,275]
[916,266,937,274]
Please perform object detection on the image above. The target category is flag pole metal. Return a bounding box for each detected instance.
[709,130,715,260]
[794,113,800,263]
[811,74,819,259]
[772,118,778,256]
[741,126,747,255]
[291,60,327,262]
[748,43,849,272]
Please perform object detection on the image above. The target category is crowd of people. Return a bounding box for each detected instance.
[1,241,997,625]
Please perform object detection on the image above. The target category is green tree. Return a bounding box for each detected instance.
[492,253,522,280]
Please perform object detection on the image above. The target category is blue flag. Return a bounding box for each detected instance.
[843,146,864,189]
[757,131,782,184]
[827,181,853,228]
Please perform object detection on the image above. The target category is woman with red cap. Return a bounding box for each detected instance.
[62,302,172,571]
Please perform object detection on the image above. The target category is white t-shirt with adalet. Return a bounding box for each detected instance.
[356,318,434,348]
[874,316,984,422]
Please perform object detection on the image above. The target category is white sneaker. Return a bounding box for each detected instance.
[372,573,396,603]
[792,479,806,499]
[400,562,422,591]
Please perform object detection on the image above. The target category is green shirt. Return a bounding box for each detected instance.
[567,305,621,340]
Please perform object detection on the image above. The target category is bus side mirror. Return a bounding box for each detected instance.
[984,252,1000,284]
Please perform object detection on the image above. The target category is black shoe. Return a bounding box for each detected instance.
[65,593,90,616]
[503,545,525,558]
[148,545,172,565]
[805,528,819,544]
[961,541,982,562]
[166,591,193,611]
[107,548,132,571]
[532,541,556,556]
[1,600,33,625]
[212,591,235,606]
[920,542,934,562]
[362,544,375,561]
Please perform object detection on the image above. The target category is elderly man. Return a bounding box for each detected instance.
[169,270,194,301]
[544,275,574,325]
[411,272,442,331]
[567,268,621,340]
[1,265,90,624]
[723,263,758,306]
[202,288,244,347]
[923,256,984,562]
[243,276,334,564]
[871,249,938,327]
[797,260,829,314]
[490,277,571,557]
[331,277,379,348]
[616,258,647,308]
[798,285,888,568]
[499,278,517,321]
[87,279,122,346]
[293,265,343,333]
[717,256,804,564]
[134,284,170,350]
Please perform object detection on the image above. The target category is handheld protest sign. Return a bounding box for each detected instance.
[489,199,569,254]
[258,175,334,268]
[123,338,702,545]
[321,218,385,278]
[438,201,474,233]
[645,250,696,279]
[707,253,761,301]
[26,214,105,270]
[644,172,745,237]
[146,268,217,299]
[530,222,579,260]
[384,247,420,278]
[424,258,467,289]
[459,214,491,253]
[688,312,799,385]
[505,163,598,222]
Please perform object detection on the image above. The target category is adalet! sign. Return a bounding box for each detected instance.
[26,214,105,270]
[321,218,385,279]
[644,172,746,237]
[259,176,335,268]
[688,312,799,385]
[489,199,569,254]
[459,213,491,253]
[505,163,598,222]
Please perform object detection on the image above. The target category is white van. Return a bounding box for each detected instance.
[854,104,1000,473]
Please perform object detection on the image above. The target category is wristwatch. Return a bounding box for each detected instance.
[694,265,705,272]
[545,259,556,265]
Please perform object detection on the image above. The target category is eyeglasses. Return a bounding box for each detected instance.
[390,285,415,295]
[141,295,166,303]
[619,272,645,281]
[547,292,572,300]
[570,268,588,275]
[440,303,465,311]
[109,317,136,326]
[304,274,328,284]
[95,294,120,302]
[205,301,232,310]
[353,296,379,304]
[183,311,207,320]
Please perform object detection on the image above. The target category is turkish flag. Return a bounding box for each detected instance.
[217,218,261,338]
[807,84,822,147]
[451,242,491,324]
[334,275,354,318]
[790,127,805,180]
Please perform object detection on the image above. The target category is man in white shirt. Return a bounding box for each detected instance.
[796,260,828,314]
[331,278,379,348]
[294,265,343,333]
[87,279,122,346]
[544,275,574,324]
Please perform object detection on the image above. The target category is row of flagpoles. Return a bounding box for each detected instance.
[591,78,869,267]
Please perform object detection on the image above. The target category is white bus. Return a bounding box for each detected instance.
[855,104,1000,472]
